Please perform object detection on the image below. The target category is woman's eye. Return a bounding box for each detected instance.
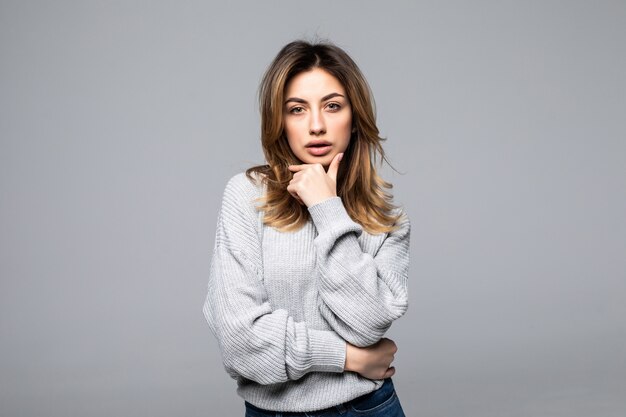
[289,106,304,114]
[327,103,341,111]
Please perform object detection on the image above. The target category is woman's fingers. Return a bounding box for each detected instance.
[286,183,304,205]
[326,152,343,182]
[286,166,312,206]
[286,162,337,207]
[288,164,306,172]
[344,339,399,380]
[383,366,396,379]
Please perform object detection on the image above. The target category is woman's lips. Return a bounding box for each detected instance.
[306,145,332,156]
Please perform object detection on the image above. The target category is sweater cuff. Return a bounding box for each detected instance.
[308,197,362,236]
[308,329,346,373]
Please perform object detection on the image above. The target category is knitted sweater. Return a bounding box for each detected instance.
[203,172,411,412]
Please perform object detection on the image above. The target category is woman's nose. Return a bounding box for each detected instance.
[309,110,326,135]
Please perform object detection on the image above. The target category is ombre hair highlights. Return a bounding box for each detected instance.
[246,40,401,234]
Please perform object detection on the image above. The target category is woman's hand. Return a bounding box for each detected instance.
[344,338,398,380]
[287,153,343,207]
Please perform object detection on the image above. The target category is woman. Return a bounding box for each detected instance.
[203,40,411,416]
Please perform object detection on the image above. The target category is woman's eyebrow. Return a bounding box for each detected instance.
[284,92,345,105]
[284,97,307,105]
[321,92,345,101]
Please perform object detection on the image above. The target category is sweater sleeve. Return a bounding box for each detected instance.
[308,197,411,347]
[203,174,346,385]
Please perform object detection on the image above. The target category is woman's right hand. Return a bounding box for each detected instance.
[344,338,397,380]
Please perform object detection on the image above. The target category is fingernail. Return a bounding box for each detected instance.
[338,153,344,162]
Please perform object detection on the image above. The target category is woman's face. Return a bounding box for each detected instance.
[283,68,352,168]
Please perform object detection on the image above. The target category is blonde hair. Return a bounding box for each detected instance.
[246,40,401,234]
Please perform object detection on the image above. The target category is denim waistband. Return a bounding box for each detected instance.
[244,378,395,416]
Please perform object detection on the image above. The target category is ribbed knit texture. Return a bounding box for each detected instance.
[203,172,411,412]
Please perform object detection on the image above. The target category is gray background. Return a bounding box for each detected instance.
[1,1,625,416]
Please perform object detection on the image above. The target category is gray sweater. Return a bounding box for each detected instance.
[203,172,411,412]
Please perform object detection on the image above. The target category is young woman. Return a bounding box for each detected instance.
[203,40,411,417]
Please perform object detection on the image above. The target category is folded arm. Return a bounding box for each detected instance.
[309,197,411,347]
[203,175,346,385]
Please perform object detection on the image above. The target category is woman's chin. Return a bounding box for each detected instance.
[299,154,334,168]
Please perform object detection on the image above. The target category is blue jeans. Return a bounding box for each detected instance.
[244,378,405,417]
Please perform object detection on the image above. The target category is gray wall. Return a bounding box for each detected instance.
[1,1,625,416]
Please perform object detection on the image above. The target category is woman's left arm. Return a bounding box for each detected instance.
[288,156,410,347]
[308,197,410,347]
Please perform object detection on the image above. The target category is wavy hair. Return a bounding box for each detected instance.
[246,40,400,234]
